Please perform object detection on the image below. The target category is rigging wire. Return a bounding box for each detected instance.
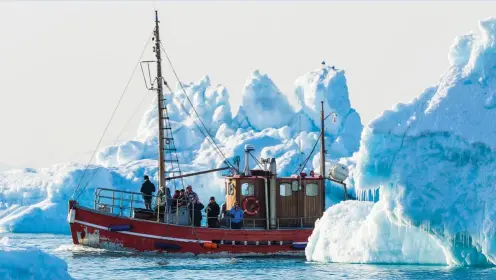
[73,31,153,200]
[160,43,237,171]
[163,84,234,171]
[293,131,322,175]
[75,90,152,200]
[112,90,151,145]
[76,90,151,199]
[249,152,264,171]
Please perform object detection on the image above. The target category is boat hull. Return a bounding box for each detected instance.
[68,201,311,256]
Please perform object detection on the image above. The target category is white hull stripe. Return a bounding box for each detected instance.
[74,219,208,243]
[73,220,308,246]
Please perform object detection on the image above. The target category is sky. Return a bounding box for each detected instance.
[0,1,495,170]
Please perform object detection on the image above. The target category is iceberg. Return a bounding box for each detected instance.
[307,18,496,266]
[306,201,447,264]
[0,66,362,234]
[233,70,295,131]
[0,237,73,279]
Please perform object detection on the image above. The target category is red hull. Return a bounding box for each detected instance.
[68,202,311,256]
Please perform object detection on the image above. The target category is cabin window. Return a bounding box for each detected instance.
[241,182,254,196]
[306,183,319,196]
[291,181,299,191]
[280,183,292,197]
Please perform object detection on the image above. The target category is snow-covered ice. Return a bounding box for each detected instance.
[305,200,447,264]
[307,18,496,266]
[0,237,73,279]
[0,66,362,234]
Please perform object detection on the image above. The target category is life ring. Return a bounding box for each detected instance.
[242,196,260,216]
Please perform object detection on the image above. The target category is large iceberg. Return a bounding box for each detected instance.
[307,18,496,266]
[305,201,447,264]
[0,237,73,279]
[0,66,362,234]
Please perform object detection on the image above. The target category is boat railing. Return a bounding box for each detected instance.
[217,216,319,229]
[94,187,319,229]
[94,187,160,217]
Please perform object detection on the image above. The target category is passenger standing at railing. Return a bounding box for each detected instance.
[177,189,187,207]
[140,175,155,210]
[155,186,169,214]
[171,190,180,209]
[206,197,220,228]
[185,185,203,226]
[229,202,244,229]
[185,185,199,204]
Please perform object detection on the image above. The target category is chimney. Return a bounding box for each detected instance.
[243,144,255,176]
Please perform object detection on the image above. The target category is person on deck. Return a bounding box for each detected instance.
[154,186,170,214]
[140,175,155,210]
[205,197,220,228]
[185,185,199,204]
[177,189,187,207]
[219,203,227,226]
[171,190,181,209]
[229,202,244,229]
[185,185,202,226]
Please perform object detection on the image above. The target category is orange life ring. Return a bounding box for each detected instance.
[242,196,260,216]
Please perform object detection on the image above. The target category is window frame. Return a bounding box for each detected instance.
[241,182,255,196]
[279,183,292,197]
[305,183,319,197]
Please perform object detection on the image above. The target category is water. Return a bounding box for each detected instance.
[5,233,496,280]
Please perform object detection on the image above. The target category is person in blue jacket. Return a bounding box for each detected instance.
[229,201,244,229]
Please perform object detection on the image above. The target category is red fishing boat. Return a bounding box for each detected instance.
[67,11,348,256]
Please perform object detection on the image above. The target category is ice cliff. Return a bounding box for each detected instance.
[0,66,362,234]
[307,18,496,266]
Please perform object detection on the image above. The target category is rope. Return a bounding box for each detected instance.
[112,90,151,145]
[160,44,237,171]
[249,153,264,170]
[293,131,322,175]
[164,84,232,171]
[73,31,153,200]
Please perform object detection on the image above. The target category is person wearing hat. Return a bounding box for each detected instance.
[140,175,156,210]
[205,196,220,228]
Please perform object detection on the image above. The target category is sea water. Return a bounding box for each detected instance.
[4,234,496,280]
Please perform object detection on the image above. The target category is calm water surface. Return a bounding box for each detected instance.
[5,234,496,280]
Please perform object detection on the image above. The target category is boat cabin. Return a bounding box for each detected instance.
[223,175,324,228]
[223,146,325,229]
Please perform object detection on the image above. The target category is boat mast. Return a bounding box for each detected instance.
[320,101,326,212]
[320,101,325,177]
[155,11,166,190]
